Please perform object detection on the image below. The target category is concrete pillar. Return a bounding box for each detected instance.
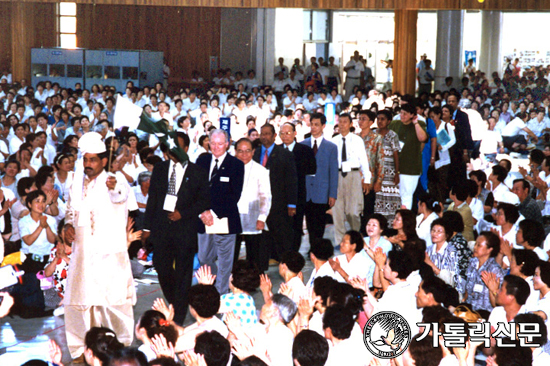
[393,10,417,95]
[479,10,503,77]
[435,10,464,90]
[257,9,276,86]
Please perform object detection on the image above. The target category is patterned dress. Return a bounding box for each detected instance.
[374,130,401,223]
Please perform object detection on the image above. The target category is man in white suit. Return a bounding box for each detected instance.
[234,137,272,272]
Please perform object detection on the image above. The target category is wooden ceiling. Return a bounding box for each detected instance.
[2,0,550,11]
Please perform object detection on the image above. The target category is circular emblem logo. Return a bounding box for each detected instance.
[363,311,411,359]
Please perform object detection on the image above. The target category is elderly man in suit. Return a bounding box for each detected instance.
[253,123,297,265]
[280,122,316,251]
[301,113,338,245]
[196,129,244,294]
[143,134,210,325]
[233,138,272,271]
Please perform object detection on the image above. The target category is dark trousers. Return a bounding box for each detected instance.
[152,233,195,325]
[265,208,294,261]
[234,234,269,272]
[361,190,376,236]
[291,204,306,252]
[305,201,329,245]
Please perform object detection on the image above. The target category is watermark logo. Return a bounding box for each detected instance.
[363,311,411,359]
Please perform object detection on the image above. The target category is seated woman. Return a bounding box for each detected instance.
[416,193,442,247]
[329,230,370,283]
[424,218,459,286]
[18,190,57,273]
[387,209,418,250]
[441,211,472,285]
[360,214,392,289]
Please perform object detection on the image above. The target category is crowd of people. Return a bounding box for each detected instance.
[2,50,550,366]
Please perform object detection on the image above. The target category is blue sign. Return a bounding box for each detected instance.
[464,50,477,67]
[220,117,231,136]
[51,51,63,56]
[325,103,336,126]
[106,51,118,56]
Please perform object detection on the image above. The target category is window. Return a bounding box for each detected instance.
[303,10,331,61]
[58,2,77,48]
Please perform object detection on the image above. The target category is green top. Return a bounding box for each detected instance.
[389,119,427,175]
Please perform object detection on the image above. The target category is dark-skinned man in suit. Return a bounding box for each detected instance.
[253,123,298,267]
[280,122,316,251]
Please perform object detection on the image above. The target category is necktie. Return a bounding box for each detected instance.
[262,149,268,167]
[313,140,318,156]
[211,159,219,182]
[168,165,176,195]
[341,137,348,177]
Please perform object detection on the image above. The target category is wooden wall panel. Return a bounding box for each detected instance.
[393,9,417,95]
[10,2,57,81]
[76,4,221,80]
[0,3,11,72]
[5,0,550,10]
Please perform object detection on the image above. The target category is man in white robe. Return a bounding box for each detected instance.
[64,132,136,361]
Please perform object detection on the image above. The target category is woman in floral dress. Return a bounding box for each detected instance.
[374,109,401,224]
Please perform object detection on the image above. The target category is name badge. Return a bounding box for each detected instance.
[473,283,484,293]
[220,176,230,182]
[163,194,177,212]
[341,161,352,173]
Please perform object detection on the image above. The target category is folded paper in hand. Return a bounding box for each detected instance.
[205,212,229,234]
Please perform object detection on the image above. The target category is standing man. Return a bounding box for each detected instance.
[253,124,297,265]
[64,133,135,362]
[331,113,371,246]
[302,113,338,245]
[343,51,365,99]
[389,104,428,210]
[446,93,473,187]
[196,129,244,295]
[417,59,435,96]
[143,133,210,325]
[234,138,272,271]
[280,122,316,251]
[357,110,384,234]
[327,56,340,92]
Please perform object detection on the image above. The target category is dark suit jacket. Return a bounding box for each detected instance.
[196,153,245,234]
[144,161,210,251]
[253,144,298,213]
[455,109,473,150]
[291,142,316,206]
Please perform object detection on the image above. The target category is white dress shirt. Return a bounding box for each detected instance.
[332,133,371,183]
[168,160,188,194]
[209,152,227,180]
[238,160,272,234]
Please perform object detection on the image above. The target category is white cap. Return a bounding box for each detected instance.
[495,190,520,206]
[78,132,106,155]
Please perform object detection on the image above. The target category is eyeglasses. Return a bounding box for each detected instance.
[280,132,294,136]
[236,149,252,154]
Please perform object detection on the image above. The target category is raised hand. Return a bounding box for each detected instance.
[259,274,272,296]
[152,298,174,323]
[48,339,64,366]
[195,265,216,285]
[481,271,500,294]
[151,334,175,359]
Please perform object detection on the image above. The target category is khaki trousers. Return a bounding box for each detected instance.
[65,303,134,358]
[332,170,363,245]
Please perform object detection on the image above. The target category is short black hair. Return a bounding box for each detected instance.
[231,260,260,293]
[491,164,508,182]
[387,250,414,279]
[451,184,469,202]
[469,170,487,187]
[176,131,190,150]
[344,230,364,253]
[421,277,456,307]
[513,178,530,193]
[408,333,443,366]
[494,338,532,366]
[313,276,339,307]
[530,149,545,165]
[518,219,545,248]
[310,112,327,125]
[441,211,464,234]
[194,331,231,366]
[328,282,365,316]
[105,347,147,366]
[188,284,220,318]
[280,251,305,274]
[503,274,530,305]
[17,177,35,197]
[512,249,539,277]
[479,231,501,258]
[497,203,520,224]
[499,158,512,172]
[292,330,329,366]
[25,190,46,210]
[538,261,550,288]
[377,109,393,121]
[514,312,548,346]
[84,327,124,365]
[260,123,275,135]
[309,239,334,261]
[322,305,355,340]
[358,109,376,122]
[430,218,451,241]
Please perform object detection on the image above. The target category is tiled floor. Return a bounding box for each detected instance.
[0,225,335,365]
